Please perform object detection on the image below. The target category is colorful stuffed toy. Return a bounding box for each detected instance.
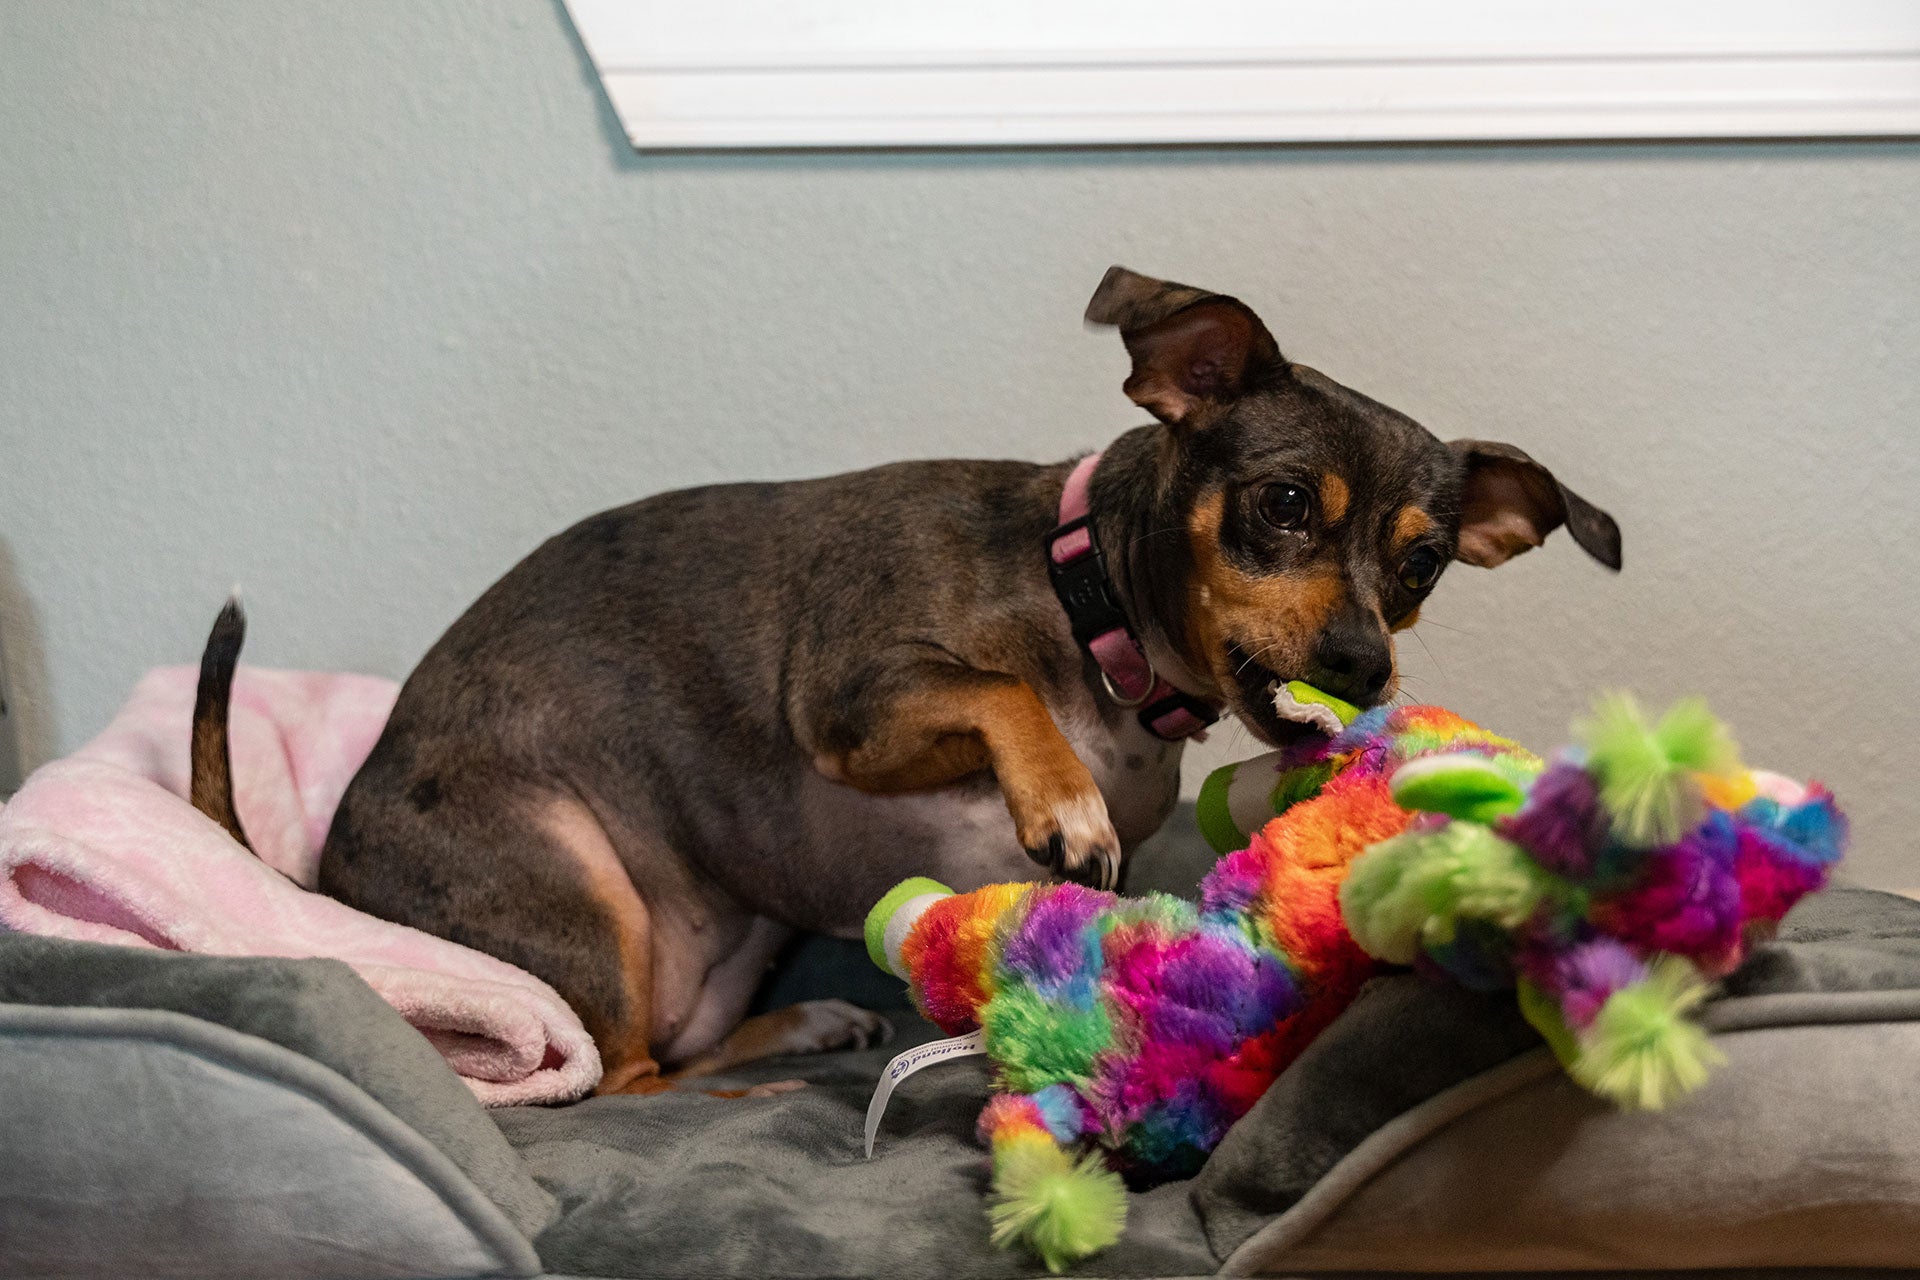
[864,689,1845,1272]
[1340,693,1847,1109]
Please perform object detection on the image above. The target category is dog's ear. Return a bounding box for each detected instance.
[1450,440,1622,571]
[1086,266,1283,428]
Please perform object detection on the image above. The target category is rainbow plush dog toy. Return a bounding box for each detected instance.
[864,687,1845,1271]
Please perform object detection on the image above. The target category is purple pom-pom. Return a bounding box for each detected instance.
[1523,934,1647,1029]
[1499,759,1607,878]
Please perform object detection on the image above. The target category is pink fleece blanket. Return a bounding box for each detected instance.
[0,666,601,1106]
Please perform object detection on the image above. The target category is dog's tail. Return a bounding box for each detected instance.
[190,593,253,850]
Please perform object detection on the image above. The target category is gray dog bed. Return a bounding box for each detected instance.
[3,812,1920,1278]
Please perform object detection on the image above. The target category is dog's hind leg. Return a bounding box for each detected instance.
[319,776,669,1097]
[537,797,667,1096]
[669,1000,891,1082]
[656,914,890,1085]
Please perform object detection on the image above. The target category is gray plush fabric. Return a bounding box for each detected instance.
[1197,887,1920,1269]
[0,1002,541,1279]
[1233,1017,1920,1273]
[1191,975,1546,1260]
[471,805,1228,1279]
[496,887,1920,1279]
[1722,884,1920,995]
[493,1012,1218,1280]
[0,932,556,1240]
[1119,801,1217,900]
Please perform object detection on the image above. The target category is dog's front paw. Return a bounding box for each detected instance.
[1014,785,1122,891]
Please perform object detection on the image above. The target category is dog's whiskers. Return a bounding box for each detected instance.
[1407,628,1441,675]
[1233,639,1287,679]
[1126,526,1185,552]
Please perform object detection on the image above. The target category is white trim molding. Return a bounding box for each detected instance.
[563,2,1920,150]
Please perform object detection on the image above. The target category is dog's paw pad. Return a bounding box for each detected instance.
[782,999,892,1055]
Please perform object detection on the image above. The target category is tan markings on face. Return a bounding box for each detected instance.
[1185,491,1347,694]
[1319,474,1350,524]
[1391,606,1421,634]
[1392,505,1434,551]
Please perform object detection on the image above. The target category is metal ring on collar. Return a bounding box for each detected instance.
[1101,662,1156,709]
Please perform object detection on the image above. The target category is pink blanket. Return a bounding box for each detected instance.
[0,665,601,1106]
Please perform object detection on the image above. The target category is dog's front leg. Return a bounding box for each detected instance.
[805,657,1121,891]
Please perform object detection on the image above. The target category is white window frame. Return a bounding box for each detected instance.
[564,1,1920,150]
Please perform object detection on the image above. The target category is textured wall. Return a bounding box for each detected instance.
[3,2,1916,886]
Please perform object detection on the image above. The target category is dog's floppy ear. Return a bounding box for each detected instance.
[1086,266,1283,428]
[1450,440,1622,571]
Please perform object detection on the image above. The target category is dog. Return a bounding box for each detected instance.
[191,266,1620,1096]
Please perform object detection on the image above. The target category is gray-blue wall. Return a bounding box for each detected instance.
[3,2,1916,887]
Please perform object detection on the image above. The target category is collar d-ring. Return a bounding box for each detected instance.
[1101,661,1156,709]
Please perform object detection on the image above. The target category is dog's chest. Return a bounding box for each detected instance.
[1055,697,1186,845]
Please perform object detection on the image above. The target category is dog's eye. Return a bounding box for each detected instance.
[1399,546,1443,592]
[1257,484,1311,531]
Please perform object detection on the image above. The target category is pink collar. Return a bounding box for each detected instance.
[1045,453,1219,741]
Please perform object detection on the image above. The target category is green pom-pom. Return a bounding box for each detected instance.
[988,1141,1127,1272]
[1390,753,1529,822]
[1339,832,1432,964]
[1652,696,1741,775]
[1342,823,1555,965]
[1516,976,1582,1069]
[1580,693,1737,848]
[1570,955,1725,1110]
[1433,825,1556,940]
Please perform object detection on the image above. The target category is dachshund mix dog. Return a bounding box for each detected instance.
[193,267,1619,1095]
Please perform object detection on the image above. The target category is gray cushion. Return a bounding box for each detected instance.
[1201,888,1920,1275]
[0,931,557,1241]
[5,862,1916,1279]
[1229,1009,1920,1273]
[494,1012,1218,1280]
[0,1002,541,1279]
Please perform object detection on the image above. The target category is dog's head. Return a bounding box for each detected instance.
[1088,266,1620,747]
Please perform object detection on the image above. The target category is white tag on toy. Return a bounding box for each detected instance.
[863,1029,986,1158]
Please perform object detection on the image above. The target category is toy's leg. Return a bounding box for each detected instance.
[866,877,1037,1034]
[1516,945,1723,1111]
[976,1089,1124,1274]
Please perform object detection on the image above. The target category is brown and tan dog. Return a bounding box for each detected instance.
[192,267,1619,1097]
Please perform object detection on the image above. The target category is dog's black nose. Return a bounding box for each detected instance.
[1308,617,1392,706]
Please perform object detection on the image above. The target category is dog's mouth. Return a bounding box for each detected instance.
[1223,642,1339,748]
